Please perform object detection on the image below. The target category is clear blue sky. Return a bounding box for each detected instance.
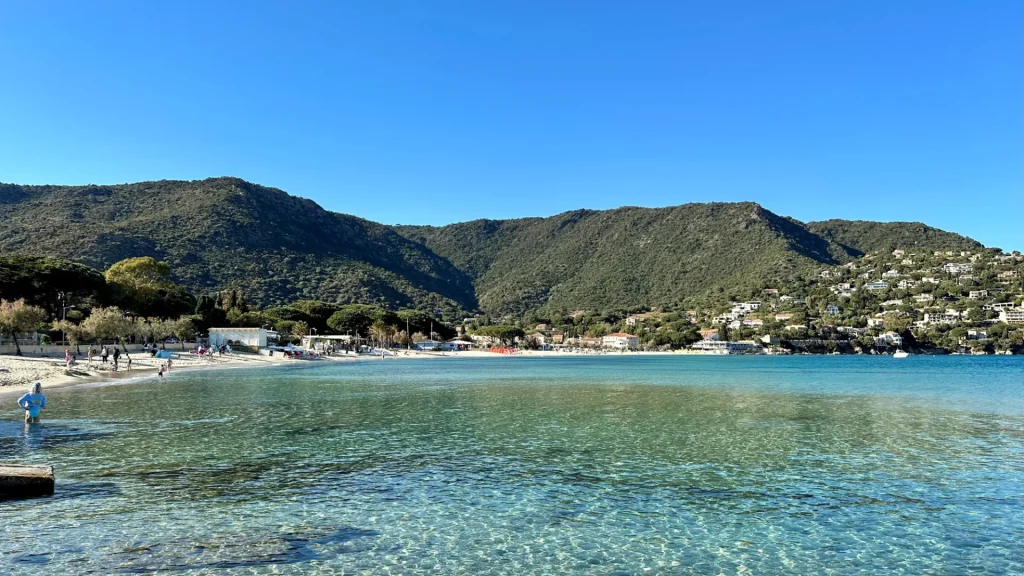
[1,1,1021,250]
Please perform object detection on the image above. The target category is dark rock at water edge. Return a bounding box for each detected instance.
[0,464,55,499]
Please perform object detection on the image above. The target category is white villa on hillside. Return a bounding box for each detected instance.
[875,332,903,347]
[924,311,960,325]
[943,263,973,275]
[999,309,1024,324]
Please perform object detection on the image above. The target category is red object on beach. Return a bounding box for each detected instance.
[488,347,519,355]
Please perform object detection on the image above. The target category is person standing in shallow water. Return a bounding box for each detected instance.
[18,382,46,423]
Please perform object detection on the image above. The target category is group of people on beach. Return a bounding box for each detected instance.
[191,343,231,357]
[85,345,131,372]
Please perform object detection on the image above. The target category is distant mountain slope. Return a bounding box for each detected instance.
[0,178,477,311]
[806,220,982,256]
[0,176,986,317]
[399,203,861,316]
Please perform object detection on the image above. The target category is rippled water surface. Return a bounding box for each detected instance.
[1,355,1022,574]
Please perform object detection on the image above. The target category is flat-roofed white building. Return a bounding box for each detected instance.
[602,333,640,349]
[208,327,272,348]
[999,309,1024,324]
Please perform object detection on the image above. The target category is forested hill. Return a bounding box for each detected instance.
[395,204,983,317]
[806,220,982,256]
[0,177,986,317]
[0,178,477,313]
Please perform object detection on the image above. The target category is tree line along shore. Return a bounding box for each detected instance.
[1,246,1022,382]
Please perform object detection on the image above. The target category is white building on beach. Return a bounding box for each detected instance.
[208,327,272,348]
[602,333,640,349]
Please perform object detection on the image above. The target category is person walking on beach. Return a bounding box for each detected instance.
[126,354,132,371]
[112,347,121,371]
[88,346,94,364]
[101,346,109,364]
[17,382,47,423]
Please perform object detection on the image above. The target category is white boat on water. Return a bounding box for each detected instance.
[893,350,910,358]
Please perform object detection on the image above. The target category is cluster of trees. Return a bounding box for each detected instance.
[0,298,195,356]
[1,254,463,353]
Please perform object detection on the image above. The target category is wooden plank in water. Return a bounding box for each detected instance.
[0,464,55,499]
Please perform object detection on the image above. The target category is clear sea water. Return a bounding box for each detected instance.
[1,355,1022,575]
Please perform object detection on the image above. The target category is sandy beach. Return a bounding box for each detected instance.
[0,349,284,397]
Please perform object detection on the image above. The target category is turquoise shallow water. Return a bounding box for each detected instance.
[1,355,1022,574]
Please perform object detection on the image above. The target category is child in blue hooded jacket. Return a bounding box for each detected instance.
[18,382,46,423]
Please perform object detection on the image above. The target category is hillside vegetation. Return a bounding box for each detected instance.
[0,177,987,318]
[397,204,980,317]
[0,178,476,314]
[806,220,981,256]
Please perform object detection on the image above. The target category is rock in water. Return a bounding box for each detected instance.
[0,464,55,499]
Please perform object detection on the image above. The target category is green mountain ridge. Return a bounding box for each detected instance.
[0,178,477,314]
[0,177,985,316]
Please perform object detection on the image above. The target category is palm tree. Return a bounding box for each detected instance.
[368,319,387,350]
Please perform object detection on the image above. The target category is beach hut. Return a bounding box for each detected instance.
[443,340,474,351]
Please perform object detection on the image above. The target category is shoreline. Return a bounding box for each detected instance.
[2,348,1016,400]
[0,350,289,399]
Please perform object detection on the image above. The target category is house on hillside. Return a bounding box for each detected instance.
[875,332,903,347]
[602,333,639,349]
[625,312,660,326]
[864,281,889,291]
[999,309,1024,324]
[968,290,988,300]
[943,263,973,275]
[923,311,960,325]
[825,304,841,315]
